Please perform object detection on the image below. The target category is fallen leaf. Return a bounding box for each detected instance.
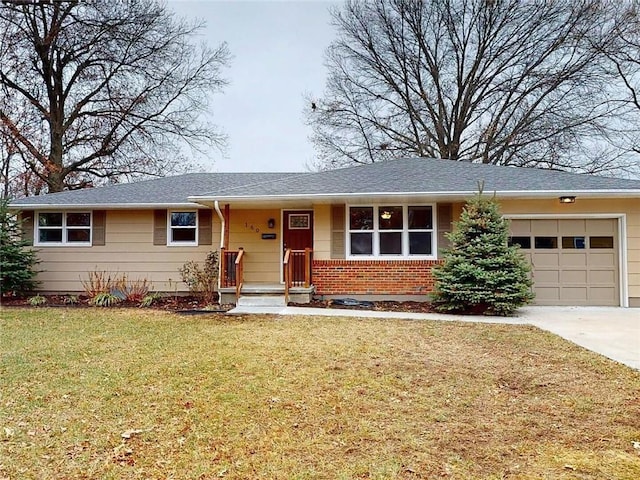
[121,429,144,439]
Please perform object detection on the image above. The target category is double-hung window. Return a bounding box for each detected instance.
[36,212,91,245]
[348,205,435,257]
[168,211,198,245]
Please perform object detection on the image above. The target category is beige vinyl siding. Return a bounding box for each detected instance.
[499,198,640,305]
[226,208,282,283]
[33,209,220,293]
[437,203,453,254]
[330,204,346,259]
[312,204,332,260]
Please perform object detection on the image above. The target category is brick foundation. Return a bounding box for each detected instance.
[312,259,442,296]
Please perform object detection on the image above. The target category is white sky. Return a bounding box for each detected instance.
[167,0,340,172]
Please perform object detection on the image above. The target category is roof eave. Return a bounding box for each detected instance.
[8,202,205,210]
[189,189,640,204]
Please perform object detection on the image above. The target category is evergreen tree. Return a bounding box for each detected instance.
[432,192,534,316]
[0,199,39,296]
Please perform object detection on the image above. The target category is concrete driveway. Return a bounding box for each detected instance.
[232,305,640,370]
[517,306,640,371]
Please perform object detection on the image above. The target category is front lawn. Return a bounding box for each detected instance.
[1,309,639,479]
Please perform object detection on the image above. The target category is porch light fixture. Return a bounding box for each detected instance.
[267,218,276,229]
[559,196,576,204]
[380,210,392,220]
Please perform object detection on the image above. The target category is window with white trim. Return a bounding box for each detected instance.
[348,205,435,257]
[168,211,198,245]
[36,212,92,245]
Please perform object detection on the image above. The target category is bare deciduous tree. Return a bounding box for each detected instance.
[0,0,229,194]
[309,0,636,175]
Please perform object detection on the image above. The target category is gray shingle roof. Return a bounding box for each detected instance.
[193,157,640,199]
[10,172,298,208]
[10,158,640,208]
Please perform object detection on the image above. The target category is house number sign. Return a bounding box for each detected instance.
[244,222,260,233]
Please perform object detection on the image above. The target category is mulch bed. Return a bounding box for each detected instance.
[0,294,224,311]
[291,298,435,313]
[2,294,436,314]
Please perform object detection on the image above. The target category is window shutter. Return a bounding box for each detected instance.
[20,211,34,246]
[92,210,106,246]
[331,205,345,259]
[153,209,167,245]
[437,203,453,254]
[198,209,212,245]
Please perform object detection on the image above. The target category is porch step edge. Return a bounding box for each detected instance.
[237,295,287,307]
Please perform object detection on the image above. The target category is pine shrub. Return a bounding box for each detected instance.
[0,200,39,297]
[432,192,534,316]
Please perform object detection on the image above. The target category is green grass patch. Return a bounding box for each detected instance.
[1,308,639,479]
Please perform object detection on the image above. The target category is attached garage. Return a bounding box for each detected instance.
[509,218,620,306]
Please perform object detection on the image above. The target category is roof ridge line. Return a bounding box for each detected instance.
[190,171,313,196]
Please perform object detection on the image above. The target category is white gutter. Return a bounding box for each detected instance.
[188,189,640,204]
[214,200,225,249]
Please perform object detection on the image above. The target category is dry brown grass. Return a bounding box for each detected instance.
[1,308,639,479]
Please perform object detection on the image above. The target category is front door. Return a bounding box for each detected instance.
[283,210,314,283]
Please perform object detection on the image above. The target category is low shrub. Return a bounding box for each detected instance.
[63,295,79,305]
[90,292,121,307]
[140,292,162,308]
[179,251,218,304]
[82,271,155,306]
[113,275,151,303]
[81,270,118,298]
[27,294,47,307]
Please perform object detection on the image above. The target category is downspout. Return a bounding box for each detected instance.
[214,201,225,249]
[214,201,225,303]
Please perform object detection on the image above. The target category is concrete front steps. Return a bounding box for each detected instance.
[219,283,314,306]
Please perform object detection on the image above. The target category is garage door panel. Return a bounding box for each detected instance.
[588,288,617,305]
[590,252,616,265]
[562,270,588,283]
[561,287,588,302]
[532,220,559,235]
[510,219,531,235]
[531,252,560,267]
[559,219,587,235]
[511,218,619,306]
[562,253,587,266]
[535,287,560,302]
[535,270,560,283]
[590,270,616,284]
[586,218,616,235]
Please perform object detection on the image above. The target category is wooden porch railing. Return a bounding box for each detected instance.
[220,247,244,299]
[283,248,313,303]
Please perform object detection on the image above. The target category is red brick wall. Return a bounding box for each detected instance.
[312,259,443,296]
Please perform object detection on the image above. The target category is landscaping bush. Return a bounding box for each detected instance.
[179,251,218,304]
[81,270,154,306]
[0,199,39,296]
[432,191,534,316]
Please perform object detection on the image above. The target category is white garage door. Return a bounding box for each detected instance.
[509,219,619,306]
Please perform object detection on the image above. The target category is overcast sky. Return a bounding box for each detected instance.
[167,0,340,172]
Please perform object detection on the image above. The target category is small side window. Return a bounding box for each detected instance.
[589,236,614,249]
[534,236,558,249]
[508,236,531,249]
[561,236,585,249]
[168,211,197,245]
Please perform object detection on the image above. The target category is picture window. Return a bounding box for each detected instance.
[36,212,91,245]
[347,205,434,257]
